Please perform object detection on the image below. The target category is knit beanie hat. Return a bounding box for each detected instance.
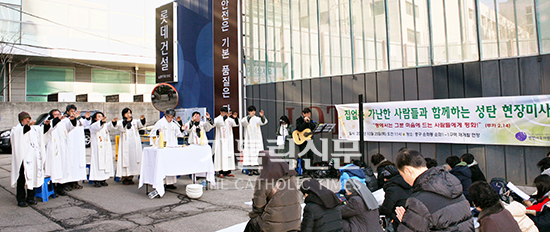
[18,112,31,122]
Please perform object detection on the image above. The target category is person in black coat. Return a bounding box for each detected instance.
[295,108,317,176]
[446,155,473,204]
[341,179,383,232]
[395,150,473,231]
[300,179,343,232]
[371,153,395,189]
[461,153,487,183]
[378,165,412,231]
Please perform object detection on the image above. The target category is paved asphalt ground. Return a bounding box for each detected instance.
[0,150,344,232]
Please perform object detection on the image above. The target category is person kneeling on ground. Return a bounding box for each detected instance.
[245,151,301,232]
[468,181,521,232]
[300,179,343,232]
[341,179,383,232]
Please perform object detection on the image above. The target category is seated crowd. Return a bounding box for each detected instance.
[245,149,550,232]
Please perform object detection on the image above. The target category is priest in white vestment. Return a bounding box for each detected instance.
[115,108,145,185]
[240,105,268,175]
[11,112,48,207]
[149,109,184,189]
[183,111,214,145]
[89,112,116,187]
[64,104,90,190]
[212,107,239,177]
[45,109,77,195]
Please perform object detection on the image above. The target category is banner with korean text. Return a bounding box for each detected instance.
[336,95,550,146]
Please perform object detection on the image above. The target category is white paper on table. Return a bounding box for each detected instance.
[507,182,531,201]
[372,188,385,206]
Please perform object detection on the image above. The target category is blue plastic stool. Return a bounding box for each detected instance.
[35,177,56,202]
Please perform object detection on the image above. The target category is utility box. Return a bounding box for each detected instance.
[106,93,133,102]
[47,92,75,102]
[133,94,144,102]
[76,93,105,102]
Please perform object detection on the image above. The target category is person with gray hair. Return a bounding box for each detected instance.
[149,108,184,189]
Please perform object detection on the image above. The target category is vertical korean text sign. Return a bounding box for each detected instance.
[156,2,178,83]
[335,95,550,146]
[213,0,239,114]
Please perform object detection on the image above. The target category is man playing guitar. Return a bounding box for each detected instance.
[295,108,317,176]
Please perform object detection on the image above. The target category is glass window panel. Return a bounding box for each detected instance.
[431,0,447,64]
[479,0,499,59]
[145,72,155,85]
[387,0,404,69]
[515,0,537,55]
[373,0,388,70]
[0,0,21,5]
[403,0,419,67]
[497,0,518,57]
[26,66,75,102]
[259,1,267,83]
[340,0,353,74]
[266,0,275,82]
[0,5,20,41]
[415,0,430,66]
[300,0,310,79]
[538,0,550,53]
[445,0,463,62]
[91,69,131,94]
[330,0,342,74]
[310,0,319,78]
[319,0,331,75]
[291,0,302,79]
[351,0,366,73]
[462,0,479,60]
[282,0,291,81]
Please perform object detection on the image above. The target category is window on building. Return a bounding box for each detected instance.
[539,0,550,53]
[26,66,75,102]
[145,72,155,85]
[373,1,385,16]
[407,29,415,43]
[91,69,132,94]
[0,2,21,42]
[406,2,413,15]
[405,2,419,18]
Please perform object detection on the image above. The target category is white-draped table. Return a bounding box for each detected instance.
[138,145,216,197]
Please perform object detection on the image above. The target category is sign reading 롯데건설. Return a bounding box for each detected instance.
[335,95,550,147]
[155,2,177,83]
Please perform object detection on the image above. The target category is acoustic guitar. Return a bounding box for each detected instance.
[293,128,313,145]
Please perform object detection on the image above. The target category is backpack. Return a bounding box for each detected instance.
[353,160,379,191]
[362,166,378,192]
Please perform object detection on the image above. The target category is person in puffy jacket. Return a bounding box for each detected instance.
[245,151,301,232]
[395,149,474,232]
[341,179,383,232]
[504,201,539,232]
[300,179,343,232]
[371,153,395,189]
[446,155,473,204]
[378,165,412,230]
[339,163,366,194]
[468,181,521,232]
